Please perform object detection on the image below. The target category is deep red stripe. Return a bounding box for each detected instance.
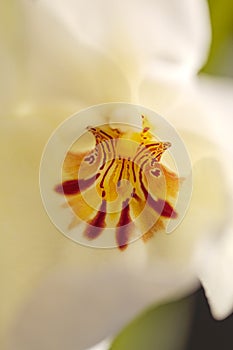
[100,159,115,188]
[55,174,99,196]
[54,180,80,195]
[116,200,132,250]
[84,200,107,239]
[147,194,177,218]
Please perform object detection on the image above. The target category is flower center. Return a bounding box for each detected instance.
[55,115,179,250]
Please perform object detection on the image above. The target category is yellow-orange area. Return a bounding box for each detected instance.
[55,116,180,250]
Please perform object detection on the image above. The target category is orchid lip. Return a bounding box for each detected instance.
[39,103,192,249]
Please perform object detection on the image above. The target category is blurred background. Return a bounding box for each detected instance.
[201,0,233,77]
[110,0,233,348]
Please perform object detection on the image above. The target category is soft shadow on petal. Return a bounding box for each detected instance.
[5,263,196,350]
[0,116,67,342]
[142,75,233,154]
[38,0,211,81]
[5,268,130,350]
[139,77,187,114]
[142,154,228,269]
[162,75,233,145]
[0,115,143,347]
[190,75,233,148]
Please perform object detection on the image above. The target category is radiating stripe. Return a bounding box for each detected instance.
[84,200,107,239]
[55,173,99,195]
[116,199,132,250]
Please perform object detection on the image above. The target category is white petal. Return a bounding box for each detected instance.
[141,75,233,157]
[1,112,196,348]
[164,75,233,319]
[195,228,233,320]
[36,0,211,81]
[85,339,112,350]
[190,75,233,149]
[0,1,130,117]
[142,155,228,267]
[6,264,196,350]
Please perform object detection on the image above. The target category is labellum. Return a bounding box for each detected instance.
[55,115,180,250]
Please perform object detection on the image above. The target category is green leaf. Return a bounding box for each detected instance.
[201,0,233,77]
[109,295,194,350]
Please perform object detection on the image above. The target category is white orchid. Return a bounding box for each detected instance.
[1,0,233,349]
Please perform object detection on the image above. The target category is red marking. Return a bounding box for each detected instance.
[99,130,113,139]
[133,145,146,162]
[151,169,160,177]
[143,127,150,133]
[100,159,115,188]
[140,158,149,169]
[160,200,177,218]
[99,142,107,168]
[110,138,116,158]
[147,194,177,218]
[139,168,148,199]
[132,161,137,182]
[116,200,132,250]
[103,139,111,152]
[155,151,162,161]
[145,143,160,149]
[84,200,107,240]
[85,154,95,164]
[132,189,140,201]
[117,158,125,185]
[55,180,80,195]
[133,171,177,219]
[55,174,99,196]
[151,158,157,167]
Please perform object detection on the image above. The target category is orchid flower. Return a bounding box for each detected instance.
[1,0,233,349]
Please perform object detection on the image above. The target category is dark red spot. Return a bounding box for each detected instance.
[116,200,132,250]
[84,200,107,240]
[143,127,150,133]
